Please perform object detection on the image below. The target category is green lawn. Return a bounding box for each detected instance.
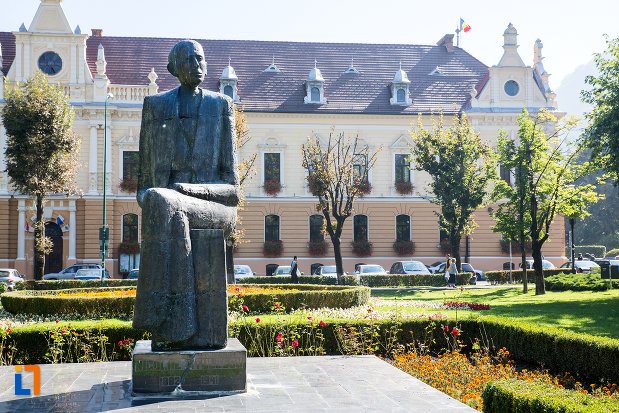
[372,287,619,339]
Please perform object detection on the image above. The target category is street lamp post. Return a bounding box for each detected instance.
[569,217,576,274]
[99,92,113,284]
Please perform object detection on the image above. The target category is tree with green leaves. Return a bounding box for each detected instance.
[1,73,80,279]
[301,132,379,282]
[410,113,496,271]
[492,109,599,295]
[582,36,619,185]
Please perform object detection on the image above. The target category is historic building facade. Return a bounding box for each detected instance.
[0,0,564,277]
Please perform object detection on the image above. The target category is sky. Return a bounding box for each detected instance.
[2,0,618,114]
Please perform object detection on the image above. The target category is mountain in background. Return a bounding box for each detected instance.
[556,59,597,119]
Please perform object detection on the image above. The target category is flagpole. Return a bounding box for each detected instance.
[456,27,461,48]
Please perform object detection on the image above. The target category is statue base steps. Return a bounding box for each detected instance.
[131,338,246,395]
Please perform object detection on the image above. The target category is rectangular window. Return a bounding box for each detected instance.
[500,164,512,185]
[394,154,411,183]
[353,154,368,182]
[264,153,281,183]
[123,151,139,181]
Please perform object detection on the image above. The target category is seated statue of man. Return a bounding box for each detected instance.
[133,39,239,351]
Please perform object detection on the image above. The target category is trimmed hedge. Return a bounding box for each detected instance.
[238,275,337,285]
[1,287,136,317]
[2,316,619,385]
[1,284,370,316]
[482,379,619,413]
[545,272,619,291]
[243,273,476,287]
[486,269,567,284]
[15,279,138,290]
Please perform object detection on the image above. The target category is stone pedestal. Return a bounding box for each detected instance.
[131,338,246,395]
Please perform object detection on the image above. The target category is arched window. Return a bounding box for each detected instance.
[311,87,320,102]
[396,215,411,242]
[122,213,139,243]
[353,215,368,242]
[397,88,406,103]
[223,85,233,98]
[309,214,324,242]
[265,214,280,241]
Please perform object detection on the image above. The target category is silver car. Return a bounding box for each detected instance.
[43,263,103,280]
[390,261,431,275]
[313,265,346,277]
[355,264,387,275]
[234,265,255,282]
[0,269,25,291]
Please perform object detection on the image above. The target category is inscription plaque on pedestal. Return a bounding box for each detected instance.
[132,339,247,394]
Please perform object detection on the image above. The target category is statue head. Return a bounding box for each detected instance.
[167,40,207,89]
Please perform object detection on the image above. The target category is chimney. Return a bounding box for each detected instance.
[91,28,103,37]
[436,34,455,53]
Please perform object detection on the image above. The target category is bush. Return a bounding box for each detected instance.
[2,284,370,316]
[263,179,282,196]
[238,275,338,285]
[1,287,136,317]
[485,269,567,284]
[546,272,619,291]
[482,379,619,413]
[351,240,373,257]
[394,181,413,195]
[340,273,475,287]
[308,240,328,256]
[607,248,619,257]
[263,240,284,257]
[575,245,607,259]
[15,279,138,290]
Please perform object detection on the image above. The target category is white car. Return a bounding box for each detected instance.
[520,259,556,270]
[43,263,103,280]
[559,260,600,273]
[0,269,25,291]
[233,265,255,282]
[312,265,346,277]
[355,264,387,275]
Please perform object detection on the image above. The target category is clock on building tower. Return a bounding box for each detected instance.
[38,51,62,75]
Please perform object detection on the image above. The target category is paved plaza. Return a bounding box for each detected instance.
[0,355,476,412]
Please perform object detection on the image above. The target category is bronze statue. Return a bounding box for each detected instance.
[133,40,239,350]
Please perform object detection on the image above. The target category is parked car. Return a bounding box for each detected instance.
[355,264,387,275]
[234,265,255,282]
[0,269,25,291]
[312,265,345,277]
[273,265,304,276]
[520,259,556,270]
[389,261,431,275]
[43,263,103,280]
[433,262,485,281]
[426,261,445,274]
[74,268,110,280]
[127,269,139,279]
[559,260,600,273]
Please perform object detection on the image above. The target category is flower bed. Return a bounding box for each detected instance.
[1,284,370,317]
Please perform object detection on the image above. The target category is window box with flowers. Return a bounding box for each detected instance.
[393,240,416,256]
[500,238,532,254]
[119,177,138,193]
[355,180,372,196]
[263,179,282,196]
[351,240,373,257]
[118,241,140,255]
[263,240,284,257]
[394,181,413,195]
[308,239,329,256]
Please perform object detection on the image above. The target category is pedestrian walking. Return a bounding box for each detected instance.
[448,258,458,288]
[290,256,299,283]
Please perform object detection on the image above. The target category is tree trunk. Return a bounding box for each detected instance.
[451,234,462,273]
[519,232,528,293]
[332,235,344,284]
[531,240,546,295]
[34,195,45,280]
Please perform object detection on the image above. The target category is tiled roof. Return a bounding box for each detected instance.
[2,32,489,114]
[0,32,16,77]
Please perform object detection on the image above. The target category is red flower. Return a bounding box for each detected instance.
[291,340,299,348]
[118,340,123,347]
[242,305,249,312]
[123,338,130,344]
[443,325,449,332]
[275,332,283,343]
[319,320,327,327]
[235,287,240,292]
[7,328,12,334]
[274,303,281,310]
[55,319,59,323]
[451,327,460,337]
[307,316,313,321]
[61,328,67,334]
[255,317,261,323]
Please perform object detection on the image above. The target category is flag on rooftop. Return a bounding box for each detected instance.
[460,18,471,33]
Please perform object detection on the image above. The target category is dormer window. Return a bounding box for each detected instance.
[390,62,412,106]
[264,56,281,72]
[429,66,446,76]
[219,60,239,102]
[304,60,326,104]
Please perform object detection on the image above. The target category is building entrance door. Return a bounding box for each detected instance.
[44,222,63,274]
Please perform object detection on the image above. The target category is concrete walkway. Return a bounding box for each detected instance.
[0,356,477,412]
